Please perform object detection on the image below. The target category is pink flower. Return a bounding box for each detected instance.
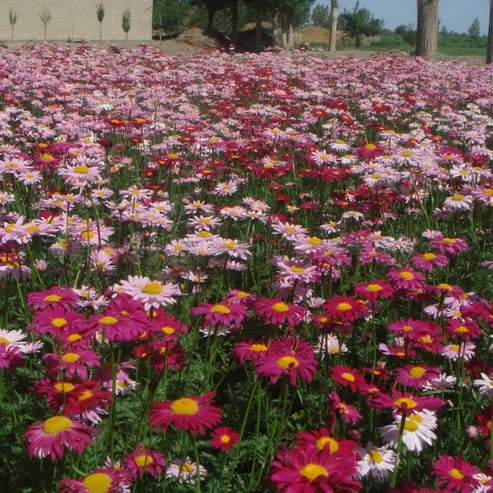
[25,415,96,461]
[124,444,166,480]
[210,426,240,451]
[254,298,306,329]
[191,301,248,330]
[323,296,368,323]
[27,286,79,311]
[432,455,480,492]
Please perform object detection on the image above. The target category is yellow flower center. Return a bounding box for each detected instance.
[393,397,417,409]
[81,230,95,240]
[451,194,464,201]
[342,372,355,382]
[399,271,414,280]
[250,343,268,352]
[290,266,305,273]
[142,281,162,295]
[442,238,456,244]
[299,463,329,481]
[62,352,80,363]
[25,224,39,233]
[449,468,464,480]
[456,325,468,333]
[43,416,72,435]
[0,337,9,345]
[45,294,61,302]
[450,344,460,352]
[82,472,112,493]
[170,398,199,415]
[403,420,419,432]
[99,316,118,325]
[210,304,230,314]
[366,284,382,292]
[409,414,424,423]
[180,463,195,473]
[54,382,75,393]
[272,302,289,313]
[74,164,90,174]
[423,253,436,261]
[223,240,236,249]
[135,454,153,467]
[336,302,352,311]
[409,367,426,378]
[79,390,93,401]
[161,326,175,335]
[220,435,231,444]
[68,333,82,342]
[365,143,376,151]
[316,437,339,453]
[368,450,383,464]
[307,237,322,245]
[276,356,299,369]
[51,317,67,328]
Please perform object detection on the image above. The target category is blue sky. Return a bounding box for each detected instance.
[318,0,489,35]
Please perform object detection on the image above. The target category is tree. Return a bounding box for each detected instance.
[488,0,493,64]
[329,0,339,52]
[8,8,17,41]
[339,1,383,49]
[468,17,480,42]
[96,2,105,42]
[39,7,52,41]
[153,0,190,35]
[277,0,314,49]
[311,4,330,29]
[395,24,416,46]
[122,9,131,39]
[243,0,277,51]
[416,0,439,59]
[191,0,228,31]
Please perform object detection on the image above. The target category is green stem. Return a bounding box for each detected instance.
[390,410,407,488]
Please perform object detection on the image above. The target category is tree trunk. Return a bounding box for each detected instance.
[231,0,239,46]
[281,13,288,49]
[487,0,493,64]
[207,5,215,31]
[416,0,439,59]
[287,12,294,50]
[255,8,262,52]
[329,0,339,51]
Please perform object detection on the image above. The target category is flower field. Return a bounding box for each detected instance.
[0,44,492,492]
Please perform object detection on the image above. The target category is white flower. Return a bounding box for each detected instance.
[357,442,396,480]
[166,457,206,484]
[379,410,437,452]
[473,373,493,399]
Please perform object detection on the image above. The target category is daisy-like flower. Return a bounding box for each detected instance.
[443,193,474,211]
[379,410,437,452]
[331,365,367,392]
[327,392,362,426]
[386,266,426,291]
[115,276,181,311]
[441,342,476,361]
[353,280,394,302]
[356,442,396,480]
[253,298,306,329]
[166,457,207,485]
[294,428,359,456]
[28,306,85,339]
[394,364,441,390]
[25,415,96,461]
[124,444,166,480]
[270,444,361,493]
[473,373,493,399]
[191,301,248,331]
[410,252,448,273]
[255,336,317,386]
[432,455,480,493]
[430,236,468,256]
[210,426,240,451]
[43,349,100,380]
[148,391,223,435]
[27,287,79,311]
[323,296,368,323]
[232,340,270,365]
[58,467,130,493]
[370,391,445,415]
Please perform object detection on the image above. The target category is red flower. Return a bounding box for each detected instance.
[327,392,362,427]
[232,340,270,365]
[410,252,448,272]
[148,391,223,435]
[210,426,240,451]
[355,142,385,160]
[27,287,79,311]
[430,236,468,256]
[270,444,361,492]
[294,428,359,456]
[59,468,129,492]
[394,364,441,390]
[43,349,100,380]
[353,280,394,302]
[191,301,248,330]
[124,444,166,480]
[370,391,446,416]
[149,312,188,342]
[29,306,85,339]
[446,319,481,340]
[331,366,367,392]
[387,266,425,291]
[323,296,368,323]
[25,415,96,461]
[432,455,480,492]
[254,336,317,386]
[254,298,306,329]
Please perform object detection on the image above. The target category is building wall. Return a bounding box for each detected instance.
[0,0,153,41]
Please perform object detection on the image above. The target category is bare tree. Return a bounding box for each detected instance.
[9,8,17,41]
[416,0,439,59]
[39,7,52,41]
[329,0,339,52]
[487,0,493,64]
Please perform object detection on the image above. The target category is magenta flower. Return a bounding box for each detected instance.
[432,455,480,492]
[191,301,248,330]
[124,444,166,480]
[253,298,306,329]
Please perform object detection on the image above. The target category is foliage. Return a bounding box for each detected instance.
[311,3,330,29]
[122,9,131,37]
[395,24,416,46]
[8,7,17,27]
[153,0,191,33]
[339,0,383,48]
[96,2,105,23]
[468,17,480,41]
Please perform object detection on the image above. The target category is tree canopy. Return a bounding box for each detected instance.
[339,0,383,48]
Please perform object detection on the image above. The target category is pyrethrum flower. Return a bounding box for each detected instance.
[124,444,166,480]
[432,455,480,492]
[191,301,248,330]
[253,298,306,329]
[356,442,396,480]
[323,296,368,323]
[149,391,222,435]
[25,415,96,461]
[58,468,130,493]
[210,426,240,451]
[166,457,206,485]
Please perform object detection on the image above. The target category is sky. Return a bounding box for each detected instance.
[319,0,489,35]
